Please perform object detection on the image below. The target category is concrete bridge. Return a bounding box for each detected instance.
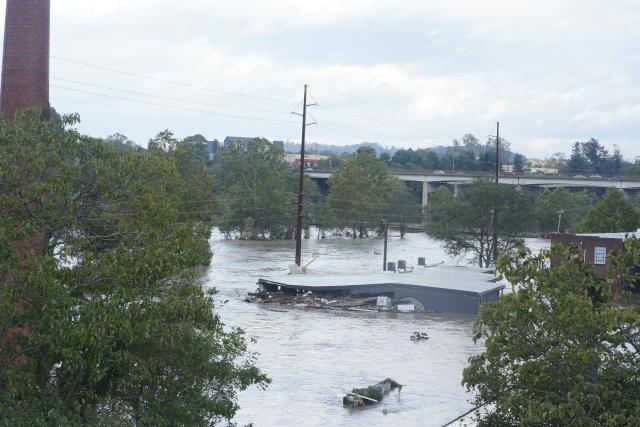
[306,169,640,207]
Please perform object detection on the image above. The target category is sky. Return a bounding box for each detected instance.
[2,0,640,158]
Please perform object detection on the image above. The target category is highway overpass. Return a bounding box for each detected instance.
[305,169,640,207]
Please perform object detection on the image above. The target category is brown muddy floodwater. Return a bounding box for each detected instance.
[203,229,549,427]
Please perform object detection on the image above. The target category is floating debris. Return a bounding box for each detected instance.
[343,379,403,408]
[410,332,430,342]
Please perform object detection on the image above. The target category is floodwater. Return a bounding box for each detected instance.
[203,230,549,427]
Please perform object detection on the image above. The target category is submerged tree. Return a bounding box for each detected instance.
[463,246,640,426]
[0,112,268,425]
[328,148,405,237]
[216,138,297,239]
[426,181,534,267]
[535,188,594,233]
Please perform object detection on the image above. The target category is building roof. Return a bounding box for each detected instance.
[576,231,640,240]
[260,265,504,295]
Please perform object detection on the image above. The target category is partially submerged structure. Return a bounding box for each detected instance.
[256,266,504,314]
[550,231,640,279]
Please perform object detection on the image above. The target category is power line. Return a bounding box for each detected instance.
[52,76,293,116]
[52,56,498,146]
[51,85,299,124]
[51,55,295,105]
[317,104,474,137]
[318,120,431,145]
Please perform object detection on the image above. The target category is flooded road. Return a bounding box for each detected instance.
[203,230,549,427]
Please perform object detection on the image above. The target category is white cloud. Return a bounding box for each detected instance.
[2,0,639,156]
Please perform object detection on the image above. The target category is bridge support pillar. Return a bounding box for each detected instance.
[422,182,437,207]
[623,188,639,201]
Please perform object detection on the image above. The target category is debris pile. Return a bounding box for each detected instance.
[343,379,403,408]
[245,290,379,311]
[410,332,430,342]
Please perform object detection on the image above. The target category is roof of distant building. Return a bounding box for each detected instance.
[224,136,255,145]
[576,230,640,240]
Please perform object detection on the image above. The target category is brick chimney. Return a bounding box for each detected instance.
[1,0,50,119]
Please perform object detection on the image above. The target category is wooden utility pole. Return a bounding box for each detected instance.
[495,122,500,184]
[293,85,316,267]
[493,122,500,265]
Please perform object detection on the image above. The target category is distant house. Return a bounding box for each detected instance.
[223,137,285,152]
[550,232,640,279]
[526,159,559,175]
[283,153,330,168]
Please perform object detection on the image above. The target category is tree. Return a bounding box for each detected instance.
[426,181,534,267]
[581,189,640,233]
[535,188,593,233]
[479,136,511,173]
[609,145,623,176]
[391,148,422,169]
[582,138,609,174]
[463,246,640,426]
[105,132,139,151]
[217,138,297,239]
[384,178,422,238]
[0,112,268,425]
[182,134,210,163]
[328,149,394,237]
[148,129,178,152]
[417,148,441,170]
[462,133,481,149]
[378,151,391,165]
[512,153,526,174]
[567,142,589,174]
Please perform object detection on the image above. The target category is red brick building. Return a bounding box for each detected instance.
[550,232,633,279]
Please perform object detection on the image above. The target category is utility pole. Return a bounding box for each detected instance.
[293,85,317,267]
[493,122,500,265]
[557,210,565,233]
[383,221,388,271]
[495,122,500,184]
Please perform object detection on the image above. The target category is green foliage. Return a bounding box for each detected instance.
[182,134,211,163]
[609,236,640,293]
[535,188,594,233]
[389,134,524,174]
[327,149,406,237]
[391,148,441,170]
[565,139,626,176]
[580,189,640,233]
[217,138,297,239]
[0,111,268,425]
[463,247,640,426]
[512,153,526,174]
[426,181,534,267]
[384,178,422,237]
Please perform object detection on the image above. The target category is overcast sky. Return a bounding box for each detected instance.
[3,0,639,158]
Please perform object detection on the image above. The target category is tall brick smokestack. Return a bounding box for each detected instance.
[1,0,50,119]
